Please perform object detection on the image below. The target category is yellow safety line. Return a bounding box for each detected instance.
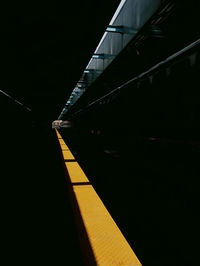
[55,129,142,266]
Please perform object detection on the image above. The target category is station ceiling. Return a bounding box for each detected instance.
[0,1,120,123]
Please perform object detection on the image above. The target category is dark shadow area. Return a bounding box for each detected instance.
[64,159,77,162]
[1,99,84,265]
[71,182,91,186]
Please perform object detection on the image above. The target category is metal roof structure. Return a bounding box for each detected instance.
[58,0,164,119]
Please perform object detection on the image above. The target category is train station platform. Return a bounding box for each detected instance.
[1,119,141,265]
[2,115,200,265]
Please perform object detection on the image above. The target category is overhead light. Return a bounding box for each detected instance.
[92,54,104,59]
[106,25,124,33]
[84,69,93,73]
[84,69,102,74]
[92,53,115,59]
[148,25,164,38]
[106,25,137,34]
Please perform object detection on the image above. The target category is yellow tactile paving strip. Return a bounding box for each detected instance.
[62,150,75,160]
[55,129,142,266]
